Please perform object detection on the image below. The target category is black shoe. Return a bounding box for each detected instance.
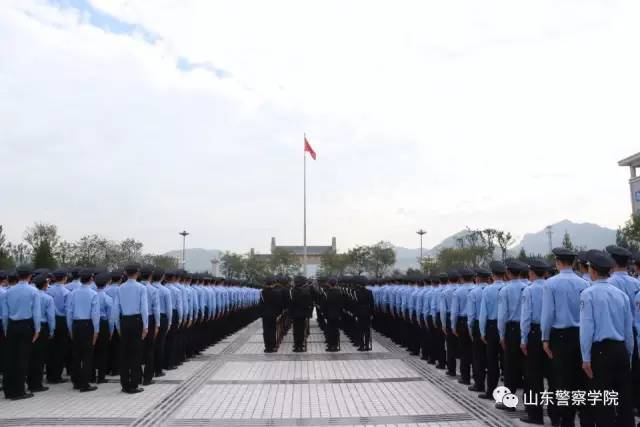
[47,378,68,384]
[10,393,34,401]
[445,371,456,377]
[97,378,108,384]
[166,366,177,371]
[155,372,166,378]
[436,363,446,370]
[123,387,144,394]
[495,402,515,412]
[29,386,49,393]
[142,380,155,386]
[292,348,302,353]
[519,416,544,425]
[478,393,493,400]
[357,346,366,351]
[458,379,471,385]
[427,360,436,365]
[79,385,98,392]
[467,385,483,392]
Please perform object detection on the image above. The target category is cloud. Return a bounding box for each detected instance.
[1,0,640,255]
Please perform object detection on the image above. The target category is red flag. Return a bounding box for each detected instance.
[304,136,316,160]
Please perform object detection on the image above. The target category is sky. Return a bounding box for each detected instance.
[1,0,640,255]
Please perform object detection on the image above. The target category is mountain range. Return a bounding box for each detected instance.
[163,220,617,273]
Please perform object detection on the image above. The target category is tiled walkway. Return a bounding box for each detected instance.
[0,321,521,427]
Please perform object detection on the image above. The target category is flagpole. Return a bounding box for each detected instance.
[303,135,308,276]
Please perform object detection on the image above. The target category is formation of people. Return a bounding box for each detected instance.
[259,275,374,353]
[371,246,640,427]
[0,263,260,400]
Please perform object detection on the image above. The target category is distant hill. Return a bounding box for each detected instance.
[163,248,222,272]
[515,220,616,255]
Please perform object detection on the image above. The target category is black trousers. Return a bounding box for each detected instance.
[524,325,545,421]
[93,319,110,381]
[71,320,94,390]
[631,327,640,414]
[433,314,446,365]
[164,310,178,369]
[142,317,156,384]
[3,319,34,398]
[471,320,486,390]
[0,326,4,376]
[503,321,523,393]
[28,324,49,390]
[47,316,69,382]
[549,327,591,427]
[262,316,277,350]
[326,317,340,349]
[108,330,120,376]
[485,320,501,394]
[456,317,471,382]
[357,314,371,349]
[590,340,633,427]
[119,315,143,391]
[444,315,457,375]
[154,314,168,375]
[292,318,306,349]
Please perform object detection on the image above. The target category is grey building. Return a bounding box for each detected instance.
[619,152,640,215]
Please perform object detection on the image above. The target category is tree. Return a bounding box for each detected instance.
[269,247,300,276]
[420,256,438,274]
[0,226,14,270]
[367,241,396,278]
[73,234,110,267]
[495,231,515,261]
[7,242,30,265]
[33,239,57,269]
[55,240,76,267]
[406,268,422,276]
[346,246,371,276]
[319,250,350,276]
[244,252,269,283]
[141,254,180,270]
[616,214,640,252]
[561,230,574,250]
[220,252,245,279]
[517,247,528,262]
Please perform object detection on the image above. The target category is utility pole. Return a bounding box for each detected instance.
[417,229,427,264]
[179,230,189,269]
[545,225,553,255]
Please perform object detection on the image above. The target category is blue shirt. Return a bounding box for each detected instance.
[166,283,183,324]
[2,282,42,334]
[479,281,505,338]
[112,279,149,331]
[142,281,161,326]
[451,283,472,326]
[97,289,114,334]
[498,279,526,339]
[580,279,633,362]
[541,269,588,341]
[66,285,100,332]
[39,290,56,336]
[520,279,545,345]
[466,284,486,331]
[66,279,81,293]
[608,271,640,317]
[440,285,457,326]
[47,283,70,317]
[152,281,173,325]
[430,286,442,317]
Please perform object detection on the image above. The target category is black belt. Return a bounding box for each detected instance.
[507,321,519,326]
[8,319,32,324]
[121,314,142,319]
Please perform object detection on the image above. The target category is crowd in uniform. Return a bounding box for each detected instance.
[259,275,374,353]
[370,246,640,427]
[0,263,260,400]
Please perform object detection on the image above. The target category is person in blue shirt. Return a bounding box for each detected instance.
[27,274,55,393]
[151,268,172,378]
[577,252,591,283]
[65,267,82,293]
[66,268,99,393]
[519,259,555,425]
[477,261,506,401]
[540,247,589,427]
[0,270,7,385]
[106,270,123,377]
[139,265,160,386]
[441,270,460,377]
[45,268,70,384]
[112,263,148,394]
[164,270,183,370]
[466,267,490,393]
[93,272,113,384]
[605,244,640,416]
[431,273,447,370]
[452,268,475,385]
[2,265,41,400]
[580,250,633,427]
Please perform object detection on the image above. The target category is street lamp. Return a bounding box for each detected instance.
[179,230,189,269]
[417,229,427,263]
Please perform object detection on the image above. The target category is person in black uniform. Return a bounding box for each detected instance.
[325,277,343,352]
[290,276,313,352]
[260,277,282,353]
[354,277,374,351]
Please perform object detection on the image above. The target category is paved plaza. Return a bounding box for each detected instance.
[0,321,524,427]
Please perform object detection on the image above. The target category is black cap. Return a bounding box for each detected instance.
[447,270,460,280]
[474,267,492,277]
[152,269,165,281]
[33,274,49,287]
[577,251,589,265]
[16,264,33,275]
[328,277,337,286]
[293,275,306,286]
[528,258,549,273]
[124,263,141,274]
[587,250,615,271]
[52,269,67,280]
[79,268,94,281]
[95,272,111,287]
[437,272,449,281]
[552,247,577,261]
[606,245,632,260]
[505,259,528,273]
[489,261,506,275]
[0,270,7,280]
[140,265,154,276]
[110,271,123,281]
[459,267,475,278]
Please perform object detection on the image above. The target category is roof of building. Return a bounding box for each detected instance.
[275,245,333,256]
[619,152,640,167]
